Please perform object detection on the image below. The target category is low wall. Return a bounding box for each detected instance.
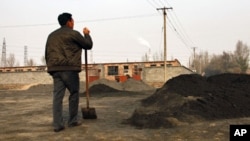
[143,66,193,87]
[0,66,193,88]
[0,71,86,85]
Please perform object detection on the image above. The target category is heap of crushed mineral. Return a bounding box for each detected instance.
[126,73,250,128]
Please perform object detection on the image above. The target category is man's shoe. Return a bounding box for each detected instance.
[54,126,65,132]
[68,122,82,127]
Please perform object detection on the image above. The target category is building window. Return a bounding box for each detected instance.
[108,66,118,75]
[133,65,138,75]
[123,65,129,73]
[161,64,172,67]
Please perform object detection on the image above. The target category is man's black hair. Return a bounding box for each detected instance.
[58,13,72,26]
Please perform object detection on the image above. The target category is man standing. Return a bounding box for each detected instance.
[45,12,93,132]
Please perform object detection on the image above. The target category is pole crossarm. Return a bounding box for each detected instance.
[156,7,173,12]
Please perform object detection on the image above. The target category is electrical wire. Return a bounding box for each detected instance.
[146,0,194,60]
[167,14,190,47]
[1,1,195,66]
[0,14,158,28]
[170,11,196,46]
[167,15,192,54]
[162,0,172,7]
[156,0,165,7]
[152,0,162,8]
[146,0,158,9]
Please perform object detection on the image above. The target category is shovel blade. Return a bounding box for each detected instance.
[81,107,97,119]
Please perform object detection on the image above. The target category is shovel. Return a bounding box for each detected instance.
[81,49,97,119]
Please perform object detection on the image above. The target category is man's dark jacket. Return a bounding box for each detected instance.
[45,26,93,73]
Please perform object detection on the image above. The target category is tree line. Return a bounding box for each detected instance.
[1,55,45,67]
[2,40,249,76]
[142,40,249,76]
[191,40,249,76]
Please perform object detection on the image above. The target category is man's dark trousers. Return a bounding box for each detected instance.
[51,71,79,129]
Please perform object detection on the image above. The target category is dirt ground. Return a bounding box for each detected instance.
[1,74,250,141]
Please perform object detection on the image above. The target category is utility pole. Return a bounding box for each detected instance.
[157,7,173,81]
[1,38,6,67]
[24,46,28,66]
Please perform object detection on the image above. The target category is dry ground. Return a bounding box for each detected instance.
[1,90,250,141]
[1,74,250,141]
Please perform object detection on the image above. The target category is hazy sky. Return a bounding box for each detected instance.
[0,0,250,66]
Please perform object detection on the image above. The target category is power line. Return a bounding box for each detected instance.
[157,0,165,6]
[166,11,195,55]
[167,15,191,51]
[147,0,195,55]
[171,11,196,46]
[162,0,172,7]
[0,14,158,28]
[146,0,158,9]
[152,0,163,7]
[168,15,191,53]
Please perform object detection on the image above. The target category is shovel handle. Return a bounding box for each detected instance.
[84,49,90,108]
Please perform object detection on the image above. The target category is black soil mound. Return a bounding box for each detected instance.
[127,73,250,129]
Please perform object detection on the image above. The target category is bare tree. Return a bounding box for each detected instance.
[141,53,147,62]
[204,54,223,76]
[142,50,164,62]
[152,52,159,61]
[234,40,249,73]
[204,51,239,76]
[191,51,210,74]
[6,53,16,67]
[41,56,46,65]
[15,62,20,67]
[193,40,250,76]
[26,58,36,66]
